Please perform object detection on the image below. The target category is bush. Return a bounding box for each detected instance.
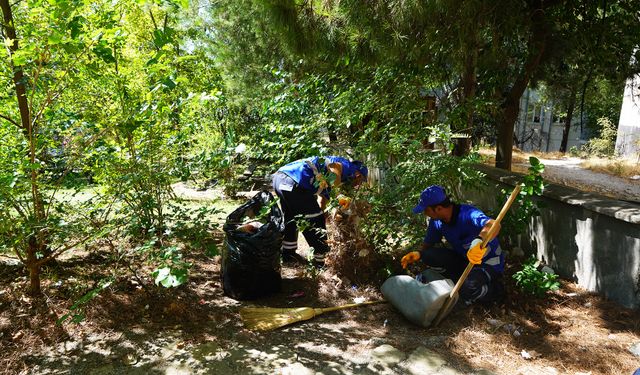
[581,117,617,157]
[568,146,581,157]
[512,256,560,297]
[359,148,486,256]
[494,156,545,248]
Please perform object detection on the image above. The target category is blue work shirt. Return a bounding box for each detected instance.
[278,156,358,198]
[422,204,504,273]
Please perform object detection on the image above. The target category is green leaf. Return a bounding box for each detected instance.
[153,30,169,48]
[48,31,64,45]
[173,268,188,284]
[161,77,176,89]
[204,243,218,257]
[11,51,28,66]
[93,41,115,63]
[146,51,165,66]
[153,267,171,285]
[3,38,14,49]
[160,274,176,287]
[67,16,85,39]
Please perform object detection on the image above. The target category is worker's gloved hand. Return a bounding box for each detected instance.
[401,251,421,269]
[337,194,351,210]
[467,236,486,265]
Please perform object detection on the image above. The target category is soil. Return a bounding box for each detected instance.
[1,178,639,375]
[2,233,640,374]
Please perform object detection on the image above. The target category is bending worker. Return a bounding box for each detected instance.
[273,156,368,267]
[401,185,505,304]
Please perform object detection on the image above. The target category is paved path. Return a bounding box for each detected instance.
[515,157,639,203]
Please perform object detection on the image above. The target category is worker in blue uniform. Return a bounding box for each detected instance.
[272,156,368,267]
[401,185,505,304]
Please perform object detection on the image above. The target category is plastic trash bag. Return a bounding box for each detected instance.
[381,269,457,327]
[221,191,284,300]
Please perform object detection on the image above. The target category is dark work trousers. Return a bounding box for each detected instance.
[272,172,329,261]
[420,246,504,304]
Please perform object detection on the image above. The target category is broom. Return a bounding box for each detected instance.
[240,300,386,331]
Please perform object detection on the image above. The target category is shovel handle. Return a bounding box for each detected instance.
[431,184,521,327]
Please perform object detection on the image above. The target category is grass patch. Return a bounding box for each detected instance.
[580,157,640,178]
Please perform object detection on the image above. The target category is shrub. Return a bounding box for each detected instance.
[513,256,560,297]
[581,117,617,157]
[359,148,486,256]
[495,156,545,248]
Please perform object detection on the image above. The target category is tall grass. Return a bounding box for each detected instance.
[580,158,640,178]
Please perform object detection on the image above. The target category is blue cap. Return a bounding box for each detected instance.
[412,185,447,214]
[352,161,368,179]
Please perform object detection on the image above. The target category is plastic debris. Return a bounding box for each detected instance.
[521,349,540,360]
[353,297,366,304]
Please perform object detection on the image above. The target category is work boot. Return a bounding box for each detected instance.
[282,251,307,265]
[312,253,326,271]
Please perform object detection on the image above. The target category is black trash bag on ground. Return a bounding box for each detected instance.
[221,191,284,300]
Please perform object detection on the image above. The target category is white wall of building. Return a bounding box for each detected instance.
[615,74,640,159]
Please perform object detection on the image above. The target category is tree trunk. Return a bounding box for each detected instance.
[26,236,42,296]
[462,13,479,134]
[495,3,549,170]
[559,90,577,153]
[496,96,522,170]
[0,0,31,136]
[28,265,42,296]
[2,0,48,295]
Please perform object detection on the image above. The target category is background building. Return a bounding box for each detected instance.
[514,89,587,153]
[615,73,640,159]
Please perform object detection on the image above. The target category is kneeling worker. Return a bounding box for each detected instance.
[273,156,367,267]
[401,185,505,304]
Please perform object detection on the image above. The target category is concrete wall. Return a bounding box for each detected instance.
[465,164,640,309]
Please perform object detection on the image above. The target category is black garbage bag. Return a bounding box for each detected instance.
[221,191,284,300]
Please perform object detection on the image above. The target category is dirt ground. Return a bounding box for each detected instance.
[1,229,640,375]
[1,169,639,375]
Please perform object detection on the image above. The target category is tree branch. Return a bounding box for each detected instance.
[13,244,25,263]
[0,113,18,126]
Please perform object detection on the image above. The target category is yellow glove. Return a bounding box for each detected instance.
[401,251,421,269]
[337,194,351,210]
[467,237,487,265]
